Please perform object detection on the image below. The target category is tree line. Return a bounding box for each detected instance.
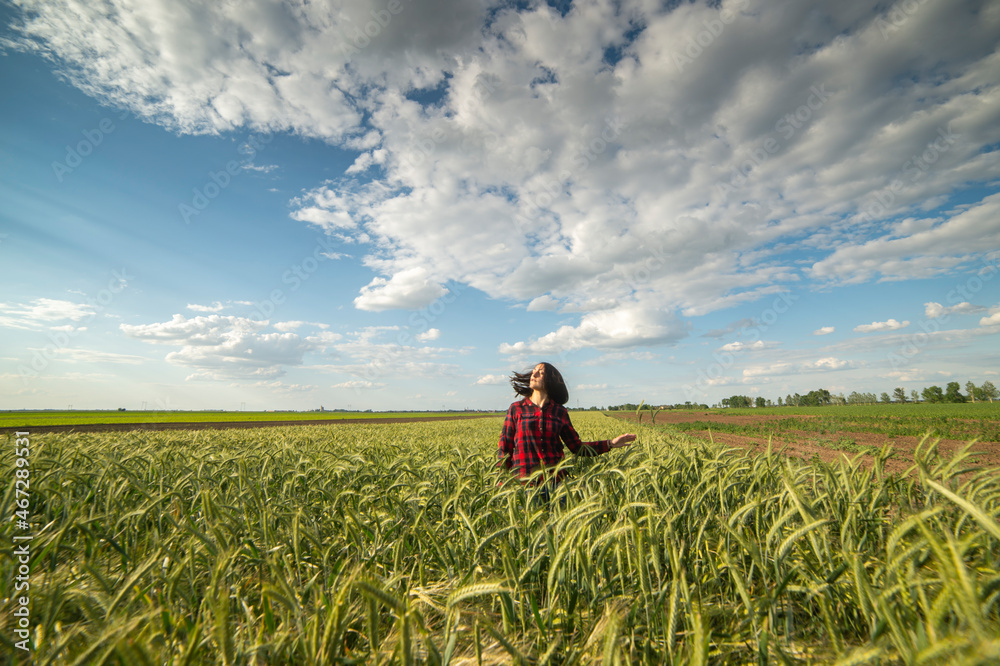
[723,380,997,408]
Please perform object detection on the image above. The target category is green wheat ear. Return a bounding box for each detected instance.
[636,399,645,424]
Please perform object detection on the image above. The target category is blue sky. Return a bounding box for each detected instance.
[1,0,999,411]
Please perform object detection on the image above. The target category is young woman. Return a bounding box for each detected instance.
[497,362,636,487]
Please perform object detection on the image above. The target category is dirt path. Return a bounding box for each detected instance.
[608,412,1000,476]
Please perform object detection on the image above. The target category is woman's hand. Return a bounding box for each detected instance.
[610,433,637,448]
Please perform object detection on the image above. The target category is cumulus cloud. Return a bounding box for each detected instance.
[39,348,146,364]
[854,318,910,333]
[315,326,471,383]
[814,326,835,335]
[120,314,336,380]
[720,340,773,352]
[416,328,441,342]
[0,298,96,329]
[187,302,225,313]
[9,0,1000,353]
[980,305,1000,327]
[499,302,687,355]
[743,356,852,379]
[475,374,509,385]
[354,267,448,312]
[924,301,987,319]
[332,380,384,389]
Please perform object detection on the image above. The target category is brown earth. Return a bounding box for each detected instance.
[608,412,1000,477]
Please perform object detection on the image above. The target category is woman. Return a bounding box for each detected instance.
[497,362,636,488]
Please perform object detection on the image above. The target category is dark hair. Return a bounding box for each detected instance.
[510,362,569,405]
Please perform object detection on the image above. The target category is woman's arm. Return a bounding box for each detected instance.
[558,407,610,456]
[610,433,637,448]
[559,408,636,455]
[497,404,517,470]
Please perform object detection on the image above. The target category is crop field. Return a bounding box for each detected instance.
[3,414,1000,664]
[0,411,497,430]
[611,403,1000,477]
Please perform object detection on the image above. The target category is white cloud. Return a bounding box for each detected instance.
[814,326,835,335]
[333,380,384,389]
[810,195,1000,284]
[354,267,448,312]
[120,314,336,380]
[273,320,320,332]
[416,328,441,342]
[720,340,773,352]
[314,326,471,383]
[583,351,660,365]
[187,301,225,313]
[743,356,852,379]
[576,383,608,390]
[475,374,508,385]
[9,0,1000,355]
[0,298,96,329]
[499,302,687,355]
[854,318,910,333]
[925,301,987,319]
[36,348,146,364]
[812,357,849,370]
[527,295,560,312]
[980,305,1000,327]
[242,380,319,392]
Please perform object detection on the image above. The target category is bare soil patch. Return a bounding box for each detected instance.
[609,412,1000,476]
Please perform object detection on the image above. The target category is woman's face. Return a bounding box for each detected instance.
[529,363,546,391]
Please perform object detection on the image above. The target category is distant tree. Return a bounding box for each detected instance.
[799,389,832,406]
[793,392,802,406]
[880,392,892,404]
[755,396,766,408]
[910,389,919,403]
[721,397,731,408]
[945,381,965,403]
[982,381,998,403]
[728,395,753,408]
[966,381,977,403]
[892,387,907,403]
[777,396,783,406]
[922,385,945,403]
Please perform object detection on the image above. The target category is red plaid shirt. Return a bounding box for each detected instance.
[498,397,610,482]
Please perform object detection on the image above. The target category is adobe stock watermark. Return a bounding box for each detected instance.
[338,0,410,60]
[513,116,626,235]
[51,110,130,183]
[888,252,1000,368]
[681,292,799,400]
[179,134,272,224]
[857,125,959,222]
[404,75,500,169]
[875,0,932,40]
[716,84,832,201]
[17,269,132,384]
[356,283,468,391]
[248,235,344,322]
[671,0,750,73]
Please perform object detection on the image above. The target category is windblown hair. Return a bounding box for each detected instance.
[510,362,569,405]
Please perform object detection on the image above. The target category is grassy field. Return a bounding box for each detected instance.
[694,403,1000,418]
[0,410,498,428]
[3,414,999,664]
[616,402,1000,443]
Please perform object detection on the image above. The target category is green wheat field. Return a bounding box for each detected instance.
[2,413,999,664]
